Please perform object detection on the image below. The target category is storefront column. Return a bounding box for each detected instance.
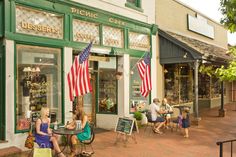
[117,54,130,117]
[151,35,158,99]
[219,81,226,117]
[193,60,201,125]
[64,47,73,123]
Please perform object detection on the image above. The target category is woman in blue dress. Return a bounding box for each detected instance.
[35,107,65,157]
[66,106,91,156]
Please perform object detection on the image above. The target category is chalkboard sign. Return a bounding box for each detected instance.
[115,117,138,135]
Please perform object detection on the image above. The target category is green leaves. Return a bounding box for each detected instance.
[220,0,236,33]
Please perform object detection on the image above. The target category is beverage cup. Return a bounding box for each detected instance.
[76,120,82,130]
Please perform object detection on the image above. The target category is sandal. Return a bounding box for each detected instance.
[154,129,163,134]
[57,152,66,157]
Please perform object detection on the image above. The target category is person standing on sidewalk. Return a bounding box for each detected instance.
[149,98,167,134]
[182,107,190,138]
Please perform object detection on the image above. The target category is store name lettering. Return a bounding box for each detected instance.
[20,22,59,34]
[76,32,96,41]
[108,18,125,26]
[105,38,120,45]
[71,8,98,18]
[129,42,149,49]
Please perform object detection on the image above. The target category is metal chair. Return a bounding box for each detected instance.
[79,122,95,156]
[171,107,181,132]
[144,112,156,134]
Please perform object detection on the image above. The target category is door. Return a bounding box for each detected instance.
[0,44,5,140]
[83,74,96,124]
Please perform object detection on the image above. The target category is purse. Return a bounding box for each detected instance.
[24,132,34,149]
[33,148,52,157]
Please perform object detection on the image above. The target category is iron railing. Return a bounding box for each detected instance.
[216,139,236,157]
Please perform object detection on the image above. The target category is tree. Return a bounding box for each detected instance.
[216,0,236,81]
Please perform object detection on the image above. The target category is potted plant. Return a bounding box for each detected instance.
[134,111,143,128]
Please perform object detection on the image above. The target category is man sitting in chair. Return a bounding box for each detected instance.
[149,98,167,134]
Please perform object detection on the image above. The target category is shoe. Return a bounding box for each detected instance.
[184,135,189,138]
[58,152,66,157]
[154,129,163,134]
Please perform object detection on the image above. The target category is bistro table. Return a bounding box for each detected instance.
[53,127,82,155]
[172,105,191,115]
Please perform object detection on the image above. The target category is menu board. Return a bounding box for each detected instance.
[115,117,138,135]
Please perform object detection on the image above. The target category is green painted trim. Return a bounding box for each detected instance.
[12,0,153,31]
[0,40,6,139]
[61,48,65,125]
[99,24,103,46]
[11,1,15,33]
[0,1,3,37]
[14,42,17,133]
[64,14,70,41]
[124,29,128,49]
[151,24,158,35]
[125,2,143,12]
[4,0,11,33]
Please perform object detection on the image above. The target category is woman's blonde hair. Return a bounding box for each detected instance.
[40,106,49,118]
[75,106,85,121]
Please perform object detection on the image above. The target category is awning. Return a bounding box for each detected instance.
[158,29,230,64]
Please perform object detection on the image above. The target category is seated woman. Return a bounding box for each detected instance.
[66,106,91,156]
[35,106,65,157]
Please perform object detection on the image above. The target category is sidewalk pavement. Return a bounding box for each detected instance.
[19,103,236,157]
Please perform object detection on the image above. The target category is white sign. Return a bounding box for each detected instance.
[187,14,214,39]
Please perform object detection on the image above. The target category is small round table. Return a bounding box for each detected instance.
[53,127,83,155]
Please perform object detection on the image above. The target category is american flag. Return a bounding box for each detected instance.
[137,53,152,97]
[67,42,93,101]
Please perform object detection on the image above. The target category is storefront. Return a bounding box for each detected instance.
[0,0,157,148]
[159,29,230,117]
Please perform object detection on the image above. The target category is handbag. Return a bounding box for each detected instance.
[33,148,52,157]
[24,132,34,149]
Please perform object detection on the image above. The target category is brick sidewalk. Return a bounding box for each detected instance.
[19,103,236,157]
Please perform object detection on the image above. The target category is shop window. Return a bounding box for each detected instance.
[125,0,143,12]
[98,57,117,114]
[164,64,193,105]
[16,44,62,132]
[198,74,210,98]
[129,58,149,113]
[211,77,221,98]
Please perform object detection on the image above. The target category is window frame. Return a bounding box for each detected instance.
[125,0,143,12]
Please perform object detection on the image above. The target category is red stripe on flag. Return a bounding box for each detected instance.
[137,60,152,97]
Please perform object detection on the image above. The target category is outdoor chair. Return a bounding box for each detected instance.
[78,122,95,156]
[144,112,156,134]
[171,107,181,132]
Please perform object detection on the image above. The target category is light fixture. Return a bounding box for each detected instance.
[183,52,188,58]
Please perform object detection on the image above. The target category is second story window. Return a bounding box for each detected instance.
[125,0,143,12]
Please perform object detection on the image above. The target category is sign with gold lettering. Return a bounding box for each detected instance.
[16,5,63,39]
[71,7,98,19]
[73,19,100,44]
[129,32,150,51]
[103,26,124,48]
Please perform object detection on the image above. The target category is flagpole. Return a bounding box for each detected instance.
[130,51,149,71]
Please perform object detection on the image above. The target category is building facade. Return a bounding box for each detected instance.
[156,0,231,118]
[0,0,157,149]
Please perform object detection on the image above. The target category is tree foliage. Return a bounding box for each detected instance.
[215,0,236,81]
[220,0,236,33]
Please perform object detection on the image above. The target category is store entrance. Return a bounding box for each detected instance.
[0,45,5,140]
[73,52,97,124]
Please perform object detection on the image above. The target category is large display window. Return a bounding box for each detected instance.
[164,64,193,105]
[98,57,117,114]
[129,58,149,112]
[16,44,62,131]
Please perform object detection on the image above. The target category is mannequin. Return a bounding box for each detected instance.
[21,67,31,118]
